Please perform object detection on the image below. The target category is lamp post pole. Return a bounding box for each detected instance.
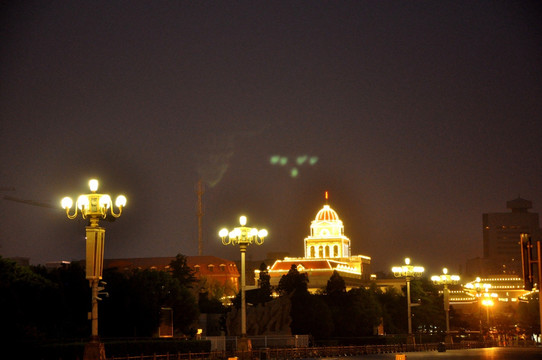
[465,277,492,337]
[219,216,267,351]
[62,179,126,360]
[392,257,424,346]
[431,268,460,344]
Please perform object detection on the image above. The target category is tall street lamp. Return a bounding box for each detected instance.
[61,179,126,360]
[431,268,460,344]
[392,257,424,345]
[219,216,267,351]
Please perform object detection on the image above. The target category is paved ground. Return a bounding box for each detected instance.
[319,347,542,360]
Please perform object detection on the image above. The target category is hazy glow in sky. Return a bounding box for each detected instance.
[0,1,541,273]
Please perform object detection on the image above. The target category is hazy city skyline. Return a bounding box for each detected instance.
[1,1,541,274]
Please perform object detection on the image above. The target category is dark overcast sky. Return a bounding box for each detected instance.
[1,1,541,275]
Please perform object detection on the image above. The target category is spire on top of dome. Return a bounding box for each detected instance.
[315,192,340,221]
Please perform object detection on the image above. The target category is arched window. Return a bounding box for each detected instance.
[310,246,315,258]
[325,246,330,257]
[318,246,324,258]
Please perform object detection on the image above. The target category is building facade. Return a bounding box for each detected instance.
[104,255,239,296]
[480,198,541,275]
[268,199,371,292]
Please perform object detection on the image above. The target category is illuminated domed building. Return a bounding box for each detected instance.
[267,196,371,292]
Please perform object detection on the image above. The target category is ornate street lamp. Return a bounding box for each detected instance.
[219,216,267,351]
[61,179,126,360]
[392,257,424,345]
[431,268,460,344]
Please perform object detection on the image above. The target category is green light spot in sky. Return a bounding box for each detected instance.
[270,155,280,164]
[291,168,299,178]
[279,157,288,166]
[309,156,318,165]
[297,155,307,165]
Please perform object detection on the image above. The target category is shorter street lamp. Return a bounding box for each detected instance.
[219,216,267,351]
[61,179,126,360]
[481,299,494,326]
[431,268,460,344]
[465,277,492,334]
[392,258,424,345]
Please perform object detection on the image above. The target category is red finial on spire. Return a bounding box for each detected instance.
[325,191,329,203]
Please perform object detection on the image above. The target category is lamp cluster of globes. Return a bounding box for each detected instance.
[218,215,268,246]
[60,179,127,219]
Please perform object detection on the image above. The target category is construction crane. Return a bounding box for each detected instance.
[1,186,55,209]
[3,195,55,209]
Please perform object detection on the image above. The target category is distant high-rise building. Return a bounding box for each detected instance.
[481,197,541,275]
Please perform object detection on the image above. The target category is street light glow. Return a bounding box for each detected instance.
[89,179,99,192]
[218,215,267,348]
[61,178,126,359]
[392,257,425,342]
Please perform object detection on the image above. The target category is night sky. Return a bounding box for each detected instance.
[1,1,541,275]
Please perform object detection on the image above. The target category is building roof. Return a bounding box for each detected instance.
[269,258,360,276]
[506,197,532,211]
[104,256,174,271]
[315,205,340,221]
[187,255,239,277]
[103,255,239,277]
[270,259,333,271]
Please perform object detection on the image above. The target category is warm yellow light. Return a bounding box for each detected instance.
[234,228,242,237]
[443,268,448,274]
[99,194,112,209]
[405,258,411,265]
[482,299,494,306]
[413,266,424,273]
[431,275,440,282]
[219,228,228,238]
[77,195,89,210]
[115,195,127,207]
[239,215,247,226]
[61,197,73,209]
[451,275,460,281]
[250,228,258,237]
[392,266,402,273]
[258,229,268,238]
[89,179,99,192]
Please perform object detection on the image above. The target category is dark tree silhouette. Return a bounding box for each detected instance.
[326,270,346,296]
[169,253,197,288]
[277,264,308,295]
